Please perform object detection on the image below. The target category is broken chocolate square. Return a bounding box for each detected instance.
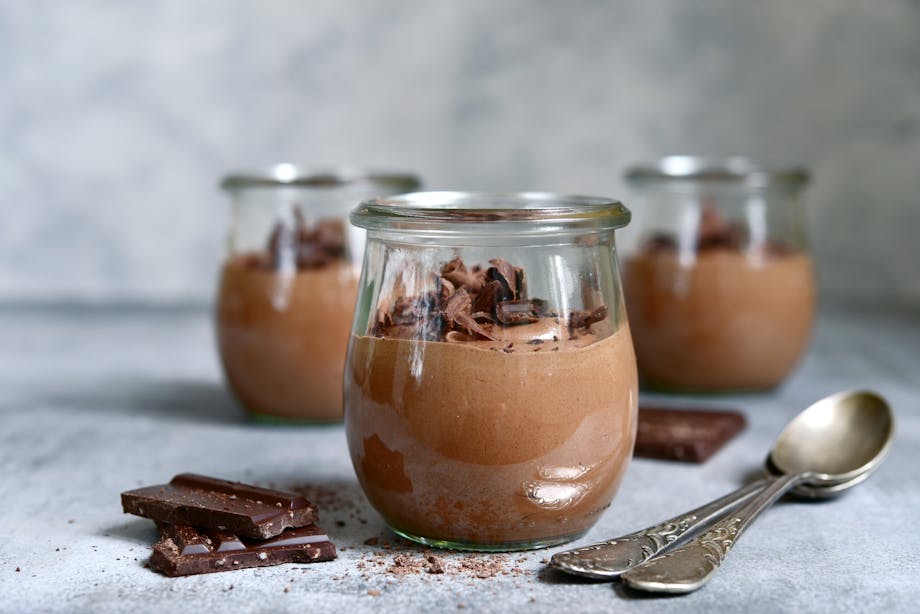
[495,299,545,325]
[149,523,336,577]
[635,406,747,463]
[121,473,317,540]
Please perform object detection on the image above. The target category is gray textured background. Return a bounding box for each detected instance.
[2,0,919,306]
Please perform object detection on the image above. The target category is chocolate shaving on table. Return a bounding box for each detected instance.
[568,305,609,337]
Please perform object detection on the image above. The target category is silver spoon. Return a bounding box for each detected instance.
[550,390,892,579]
[621,390,894,594]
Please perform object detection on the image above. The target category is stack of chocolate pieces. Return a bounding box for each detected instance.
[121,473,336,577]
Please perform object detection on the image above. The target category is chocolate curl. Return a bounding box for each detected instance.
[568,305,608,337]
[495,299,545,325]
[486,258,519,301]
[696,204,747,251]
[442,288,495,340]
[472,280,504,316]
[441,257,485,295]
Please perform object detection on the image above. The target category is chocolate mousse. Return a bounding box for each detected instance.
[344,257,638,549]
[216,210,358,421]
[623,206,815,392]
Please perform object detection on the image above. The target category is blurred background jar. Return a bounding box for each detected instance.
[345,192,637,551]
[216,165,420,422]
[622,156,815,393]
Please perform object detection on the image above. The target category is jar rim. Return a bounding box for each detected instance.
[625,156,809,188]
[349,191,631,233]
[220,163,421,191]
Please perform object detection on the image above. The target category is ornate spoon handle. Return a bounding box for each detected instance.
[550,478,770,578]
[621,472,803,593]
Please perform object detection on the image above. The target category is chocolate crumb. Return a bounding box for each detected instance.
[364,537,378,546]
[495,299,543,325]
[568,305,608,337]
[15,567,20,572]
[427,556,445,574]
[335,520,346,527]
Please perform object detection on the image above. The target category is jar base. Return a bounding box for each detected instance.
[245,410,343,426]
[640,377,784,396]
[389,526,586,553]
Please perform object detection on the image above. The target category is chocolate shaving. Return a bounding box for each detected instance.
[472,280,505,315]
[441,257,485,295]
[442,289,495,340]
[486,259,518,301]
[568,305,608,337]
[495,300,544,325]
[371,256,608,345]
[262,208,347,271]
[514,267,527,298]
[642,233,678,253]
[442,288,472,321]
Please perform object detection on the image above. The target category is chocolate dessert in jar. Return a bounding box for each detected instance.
[216,166,420,422]
[622,156,816,393]
[345,192,638,551]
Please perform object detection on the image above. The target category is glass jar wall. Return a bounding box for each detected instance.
[215,165,419,422]
[344,192,638,551]
[622,156,815,393]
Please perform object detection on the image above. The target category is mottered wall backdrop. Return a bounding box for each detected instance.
[1,0,919,306]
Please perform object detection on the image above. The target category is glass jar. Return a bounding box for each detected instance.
[215,165,420,422]
[622,156,815,392]
[344,192,638,551]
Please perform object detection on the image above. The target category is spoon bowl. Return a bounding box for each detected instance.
[770,390,894,483]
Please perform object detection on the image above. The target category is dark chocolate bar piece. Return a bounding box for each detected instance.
[121,474,317,539]
[149,523,336,577]
[635,406,747,463]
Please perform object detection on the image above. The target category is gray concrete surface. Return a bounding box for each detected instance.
[1,304,918,612]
